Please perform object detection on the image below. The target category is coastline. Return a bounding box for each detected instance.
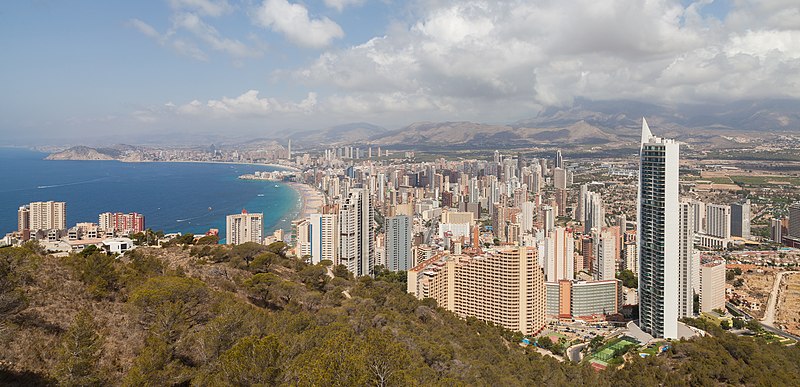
[43,156,301,172]
[286,181,326,223]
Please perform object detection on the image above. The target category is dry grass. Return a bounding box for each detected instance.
[776,273,800,336]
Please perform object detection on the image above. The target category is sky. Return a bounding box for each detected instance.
[1,0,799,144]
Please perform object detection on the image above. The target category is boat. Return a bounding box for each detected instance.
[257,194,264,197]
[274,184,279,188]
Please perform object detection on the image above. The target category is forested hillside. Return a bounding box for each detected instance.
[1,241,798,386]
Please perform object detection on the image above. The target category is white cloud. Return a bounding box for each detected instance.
[323,0,365,12]
[172,12,260,58]
[168,0,233,17]
[290,0,800,116]
[253,0,344,48]
[174,90,319,117]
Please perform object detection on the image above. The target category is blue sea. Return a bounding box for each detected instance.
[0,148,299,241]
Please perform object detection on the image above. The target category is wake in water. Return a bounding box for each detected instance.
[37,177,107,189]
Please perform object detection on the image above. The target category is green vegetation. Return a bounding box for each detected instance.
[616,269,638,289]
[2,244,800,385]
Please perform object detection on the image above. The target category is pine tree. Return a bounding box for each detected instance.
[54,310,104,386]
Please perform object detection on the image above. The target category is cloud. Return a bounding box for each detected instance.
[323,0,365,12]
[290,0,800,116]
[253,0,344,48]
[174,90,319,117]
[168,0,233,17]
[129,1,260,61]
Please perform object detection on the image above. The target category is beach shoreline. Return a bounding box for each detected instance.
[286,181,326,223]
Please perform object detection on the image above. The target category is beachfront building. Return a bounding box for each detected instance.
[226,210,263,245]
[544,226,574,281]
[19,201,66,235]
[407,247,546,336]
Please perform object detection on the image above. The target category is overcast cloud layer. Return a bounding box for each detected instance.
[2,0,800,141]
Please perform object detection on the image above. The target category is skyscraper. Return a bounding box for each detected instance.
[226,210,263,245]
[593,231,616,281]
[678,201,695,319]
[338,187,375,277]
[731,200,751,239]
[25,201,66,232]
[584,191,604,232]
[385,215,412,271]
[310,213,338,265]
[544,227,574,281]
[638,118,681,339]
[706,204,731,239]
[554,149,563,169]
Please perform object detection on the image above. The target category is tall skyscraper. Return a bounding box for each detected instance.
[385,215,412,271]
[310,213,338,265]
[771,218,784,242]
[553,167,567,190]
[226,210,263,245]
[638,118,681,339]
[576,184,587,223]
[338,187,375,277]
[731,200,751,239]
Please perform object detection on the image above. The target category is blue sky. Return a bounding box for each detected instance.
[1,0,798,145]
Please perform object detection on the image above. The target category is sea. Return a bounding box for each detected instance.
[0,148,299,242]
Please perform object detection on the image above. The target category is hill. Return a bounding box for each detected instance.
[1,242,799,385]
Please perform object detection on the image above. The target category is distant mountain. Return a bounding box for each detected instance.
[45,145,137,161]
[287,122,387,146]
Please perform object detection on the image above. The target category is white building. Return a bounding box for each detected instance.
[226,210,263,245]
[594,231,616,281]
[584,191,604,232]
[310,213,338,265]
[638,118,681,339]
[338,187,374,277]
[699,260,726,313]
[544,227,574,281]
[706,204,731,239]
[678,201,695,319]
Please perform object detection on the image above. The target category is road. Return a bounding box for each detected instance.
[727,301,800,342]
[567,342,587,363]
[761,271,799,327]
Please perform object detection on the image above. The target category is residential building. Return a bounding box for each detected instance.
[699,260,726,313]
[338,187,375,277]
[545,279,622,321]
[593,231,616,281]
[638,118,681,339]
[310,213,338,265]
[544,227,574,281]
[226,210,263,245]
[407,247,546,335]
[730,200,751,239]
[24,201,66,232]
[98,212,145,235]
[386,215,412,271]
[706,204,732,239]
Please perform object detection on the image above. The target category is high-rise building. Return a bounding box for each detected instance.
[678,202,695,319]
[385,215,412,271]
[584,191,604,232]
[17,205,30,233]
[26,201,66,231]
[593,231,616,281]
[545,279,622,321]
[771,218,784,243]
[790,202,800,238]
[699,260,726,313]
[98,212,145,235]
[226,210,263,245]
[731,200,751,239]
[407,247,546,335]
[310,213,338,265]
[690,200,706,235]
[544,227,574,281]
[705,204,731,239]
[553,168,567,190]
[519,202,535,233]
[338,187,375,277]
[638,118,681,339]
[554,149,563,169]
[623,242,638,275]
[294,219,312,258]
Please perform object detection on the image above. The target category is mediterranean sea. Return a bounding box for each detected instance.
[0,148,299,242]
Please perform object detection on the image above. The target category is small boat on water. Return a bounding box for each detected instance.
[274,184,279,188]
[257,194,264,197]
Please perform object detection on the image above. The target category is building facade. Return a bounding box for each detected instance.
[638,118,681,339]
[226,210,263,245]
[338,187,375,277]
[385,215,412,271]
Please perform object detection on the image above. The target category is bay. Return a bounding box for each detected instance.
[0,148,299,242]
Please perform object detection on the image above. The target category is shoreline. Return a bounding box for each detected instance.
[44,156,301,172]
[286,181,326,223]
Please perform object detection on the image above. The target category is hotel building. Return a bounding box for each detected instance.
[226,210,263,245]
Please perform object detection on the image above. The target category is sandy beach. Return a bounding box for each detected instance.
[287,182,326,221]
